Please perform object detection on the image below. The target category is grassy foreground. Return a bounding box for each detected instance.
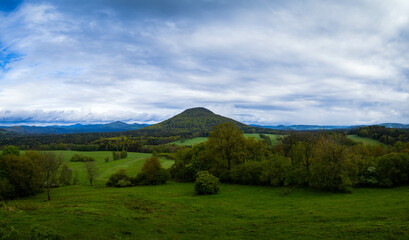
[1,183,408,239]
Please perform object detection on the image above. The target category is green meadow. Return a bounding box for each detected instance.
[54,151,173,185]
[347,135,385,146]
[1,151,409,239]
[1,182,408,239]
[170,133,282,146]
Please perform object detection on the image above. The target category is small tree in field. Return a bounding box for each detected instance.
[41,152,64,201]
[84,161,98,186]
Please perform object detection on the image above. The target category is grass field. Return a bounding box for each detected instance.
[171,134,283,146]
[347,135,385,146]
[1,183,408,239]
[60,151,175,186]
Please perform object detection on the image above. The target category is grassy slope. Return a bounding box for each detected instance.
[171,134,283,146]
[1,183,408,239]
[347,135,385,146]
[50,151,173,185]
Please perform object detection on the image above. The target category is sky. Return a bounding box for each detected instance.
[1,0,409,126]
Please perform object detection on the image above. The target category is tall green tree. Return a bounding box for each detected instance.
[207,123,246,171]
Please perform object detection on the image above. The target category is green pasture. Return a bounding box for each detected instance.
[171,134,283,146]
[347,135,385,146]
[52,151,173,186]
[1,183,408,239]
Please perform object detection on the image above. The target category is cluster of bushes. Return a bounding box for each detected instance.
[112,150,127,160]
[171,123,409,193]
[106,156,170,187]
[70,154,95,162]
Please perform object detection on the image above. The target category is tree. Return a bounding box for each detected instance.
[41,152,64,201]
[309,135,352,193]
[207,123,246,171]
[59,165,72,186]
[1,145,20,156]
[84,161,98,186]
[0,154,42,199]
[135,156,170,185]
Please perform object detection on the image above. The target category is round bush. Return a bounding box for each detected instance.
[194,171,220,195]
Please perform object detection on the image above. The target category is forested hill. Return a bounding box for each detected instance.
[141,107,276,136]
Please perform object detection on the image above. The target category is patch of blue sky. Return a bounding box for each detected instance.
[0,47,24,71]
[0,0,22,12]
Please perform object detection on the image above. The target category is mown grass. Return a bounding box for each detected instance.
[1,183,408,239]
[171,134,283,146]
[347,135,385,146]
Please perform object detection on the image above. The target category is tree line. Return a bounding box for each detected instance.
[0,147,98,201]
[170,123,409,193]
[351,125,409,145]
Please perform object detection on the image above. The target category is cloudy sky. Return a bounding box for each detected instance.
[1,0,409,126]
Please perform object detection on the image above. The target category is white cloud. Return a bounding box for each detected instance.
[0,0,409,125]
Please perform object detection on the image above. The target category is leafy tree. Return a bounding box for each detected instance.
[135,156,170,185]
[84,161,98,186]
[59,165,72,186]
[309,135,352,193]
[0,154,42,198]
[207,123,246,180]
[2,145,20,156]
[41,152,64,201]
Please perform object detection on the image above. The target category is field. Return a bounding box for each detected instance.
[2,182,409,239]
[55,151,174,185]
[170,133,282,146]
[347,135,385,146]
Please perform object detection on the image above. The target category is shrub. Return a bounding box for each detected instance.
[117,179,132,187]
[194,171,220,195]
[106,169,130,187]
[70,154,95,162]
[134,156,170,185]
[104,156,110,162]
[120,150,128,159]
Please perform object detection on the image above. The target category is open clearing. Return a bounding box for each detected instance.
[347,135,385,146]
[48,151,172,185]
[170,133,282,146]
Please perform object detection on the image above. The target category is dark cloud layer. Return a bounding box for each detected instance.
[0,0,409,125]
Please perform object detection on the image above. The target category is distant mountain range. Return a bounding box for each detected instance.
[0,121,149,134]
[251,123,409,131]
[1,108,408,135]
